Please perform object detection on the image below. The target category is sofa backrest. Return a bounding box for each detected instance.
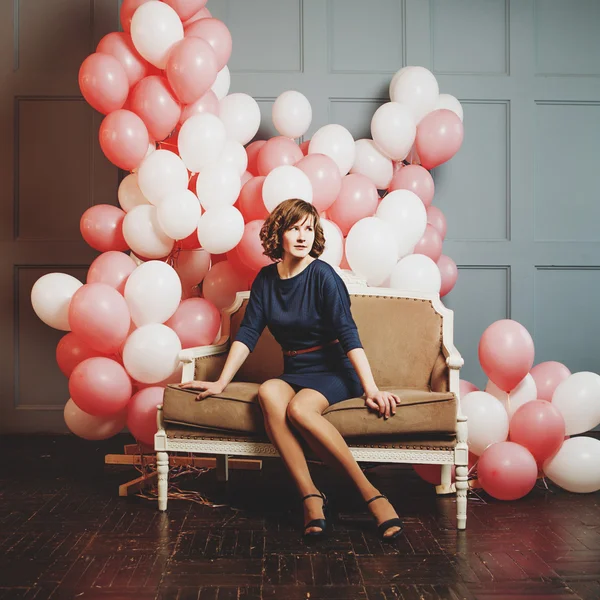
[229,293,446,391]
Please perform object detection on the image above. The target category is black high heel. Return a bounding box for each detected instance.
[302,492,328,539]
[366,493,403,541]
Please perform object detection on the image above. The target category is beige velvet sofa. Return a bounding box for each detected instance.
[155,270,469,529]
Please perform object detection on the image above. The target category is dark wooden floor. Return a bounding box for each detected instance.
[1,434,599,600]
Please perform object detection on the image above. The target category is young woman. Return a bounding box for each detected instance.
[179,198,403,541]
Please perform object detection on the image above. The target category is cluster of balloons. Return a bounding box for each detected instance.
[414,319,600,498]
[457,319,600,498]
[32,0,466,446]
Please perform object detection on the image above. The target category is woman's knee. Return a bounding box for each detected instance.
[258,379,294,414]
[286,395,323,425]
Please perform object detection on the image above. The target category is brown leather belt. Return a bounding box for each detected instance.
[283,339,339,357]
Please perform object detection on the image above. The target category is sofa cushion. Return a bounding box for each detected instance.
[163,383,456,437]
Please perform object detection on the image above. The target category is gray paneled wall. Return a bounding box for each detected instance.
[210,0,600,388]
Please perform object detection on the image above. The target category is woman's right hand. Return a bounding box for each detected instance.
[176,380,225,401]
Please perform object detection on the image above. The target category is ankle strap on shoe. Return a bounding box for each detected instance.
[302,493,323,501]
[366,494,387,504]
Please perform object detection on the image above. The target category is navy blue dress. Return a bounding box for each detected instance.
[234,258,365,405]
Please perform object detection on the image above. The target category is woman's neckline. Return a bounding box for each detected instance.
[275,258,318,281]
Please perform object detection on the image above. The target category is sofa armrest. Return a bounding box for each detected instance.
[178,340,230,383]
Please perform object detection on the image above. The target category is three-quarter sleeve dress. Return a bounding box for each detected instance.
[234,258,365,405]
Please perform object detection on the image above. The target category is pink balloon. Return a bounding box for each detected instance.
[478,320,535,393]
[162,0,208,21]
[241,171,253,186]
[185,18,232,71]
[477,442,538,500]
[299,140,310,155]
[166,37,218,104]
[99,109,150,171]
[165,298,221,349]
[437,254,458,297]
[130,76,181,141]
[69,357,132,417]
[529,361,572,401]
[80,205,129,252]
[180,89,219,124]
[120,0,152,33]
[96,32,151,87]
[459,379,479,398]
[413,464,455,485]
[296,153,343,212]
[68,283,131,354]
[509,400,565,464]
[238,177,269,222]
[56,332,110,378]
[327,174,379,236]
[87,251,137,294]
[226,246,257,282]
[246,141,267,176]
[388,165,434,207]
[256,137,304,176]
[237,220,273,272]
[183,6,212,26]
[426,205,447,240]
[202,261,250,311]
[64,398,127,440]
[127,387,164,446]
[413,224,443,262]
[78,53,129,115]
[416,109,464,170]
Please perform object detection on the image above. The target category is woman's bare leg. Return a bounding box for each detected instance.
[257,379,325,533]
[286,390,402,538]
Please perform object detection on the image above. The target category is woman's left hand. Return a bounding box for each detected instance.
[364,389,402,419]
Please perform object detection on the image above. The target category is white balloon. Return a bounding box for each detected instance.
[123,323,182,384]
[389,66,440,124]
[319,219,344,267]
[178,113,227,173]
[31,273,82,331]
[552,372,600,435]
[388,67,410,100]
[137,150,189,205]
[371,102,416,161]
[485,374,537,419]
[118,173,151,213]
[345,217,398,286]
[350,139,393,189]
[123,205,174,259]
[461,391,509,456]
[211,65,230,100]
[435,93,464,122]
[376,189,427,257]
[272,90,312,139]
[262,165,313,212]
[543,436,600,493]
[195,163,241,210]
[196,206,245,254]
[219,93,261,145]
[389,254,441,294]
[218,140,248,176]
[157,190,202,240]
[130,2,184,69]
[124,260,182,326]
[309,124,355,176]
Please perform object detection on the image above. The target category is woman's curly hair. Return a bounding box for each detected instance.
[260,199,325,261]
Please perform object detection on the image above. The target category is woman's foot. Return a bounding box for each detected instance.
[302,492,326,534]
[366,494,402,539]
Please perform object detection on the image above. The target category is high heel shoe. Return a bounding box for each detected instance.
[302,491,329,540]
[365,493,403,542]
